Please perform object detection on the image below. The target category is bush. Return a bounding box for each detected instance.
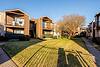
[5,34,30,41]
[43,34,53,38]
[53,36,57,39]
[19,35,30,41]
[0,36,8,41]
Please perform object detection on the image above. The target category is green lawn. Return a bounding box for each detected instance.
[1,38,96,67]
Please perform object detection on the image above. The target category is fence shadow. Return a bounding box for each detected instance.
[67,53,82,67]
[57,48,82,67]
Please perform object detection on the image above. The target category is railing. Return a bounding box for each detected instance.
[6,21,24,28]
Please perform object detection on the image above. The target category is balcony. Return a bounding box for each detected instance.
[6,18,24,29]
[42,22,53,31]
[6,21,24,29]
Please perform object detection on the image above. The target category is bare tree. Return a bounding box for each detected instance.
[57,14,85,38]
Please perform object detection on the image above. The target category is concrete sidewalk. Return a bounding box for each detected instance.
[0,43,17,67]
[82,38,100,67]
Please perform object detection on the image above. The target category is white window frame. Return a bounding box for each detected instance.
[14,30,24,34]
[15,17,24,26]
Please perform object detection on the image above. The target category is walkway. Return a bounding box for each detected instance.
[0,42,17,67]
[82,37,100,67]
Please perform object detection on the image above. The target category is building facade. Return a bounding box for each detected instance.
[0,9,54,39]
[0,9,30,39]
[30,17,54,38]
[30,19,36,38]
[86,13,100,44]
[94,13,100,43]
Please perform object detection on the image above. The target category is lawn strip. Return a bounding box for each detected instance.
[36,48,50,67]
[74,50,88,67]
[25,47,47,67]
[23,45,45,66]
[34,48,48,67]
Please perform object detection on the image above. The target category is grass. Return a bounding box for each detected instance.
[1,38,96,67]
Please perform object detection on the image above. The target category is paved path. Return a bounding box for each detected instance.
[82,38,100,67]
[0,42,5,46]
[0,43,17,67]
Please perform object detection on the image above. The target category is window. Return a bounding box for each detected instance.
[14,17,24,26]
[14,30,24,34]
[42,22,47,28]
[98,16,100,26]
[45,23,47,28]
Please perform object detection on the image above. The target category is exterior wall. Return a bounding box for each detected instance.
[0,25,5,36]
[0,12,6,25]
[35,17,53,38]
[6,15,14,25]
[24,14,30,36]
[36,18,43,38]
[0,9,30,39]
[95,15,100,38]
[95,30,100,37]
[0,12,6,36]
[5,11,30,36]
[6,28,13,33]
[53,23,61,37]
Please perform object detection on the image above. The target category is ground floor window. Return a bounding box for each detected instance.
[44,31,53,34]
[14,30,24,34]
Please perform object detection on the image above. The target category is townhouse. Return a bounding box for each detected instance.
[87,13,100,44]
[0,9,30,40]
[86,22,94,38]
[0,9,54,40]
[94,13,100,43]
[30,17,54,38]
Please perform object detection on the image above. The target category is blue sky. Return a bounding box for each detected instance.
[0,0,100,25]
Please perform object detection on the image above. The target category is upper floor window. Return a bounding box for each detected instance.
[98,16,100,26]
[96,16,100,26]
[13,17,24,26]
[42,22,47,28]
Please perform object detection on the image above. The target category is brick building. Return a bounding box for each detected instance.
[0,9,30,39]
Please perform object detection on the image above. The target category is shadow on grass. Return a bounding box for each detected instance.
[67,53,82,67]
[57,48,67,67]
[0,39,43,65]
[57,48,82,67]
[71,37,88,51]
